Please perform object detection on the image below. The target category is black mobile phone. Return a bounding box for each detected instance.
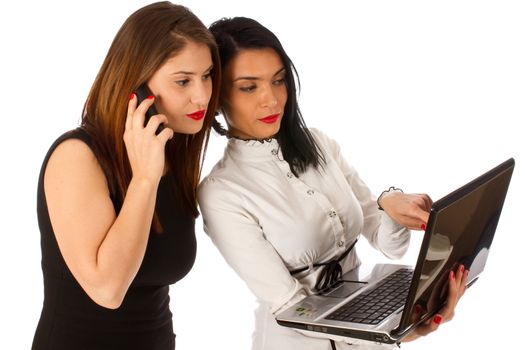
[135,84,165,134]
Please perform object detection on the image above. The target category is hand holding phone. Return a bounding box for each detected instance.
[135,84,165,135]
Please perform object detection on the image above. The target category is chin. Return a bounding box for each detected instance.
[171,122,205,135]
[258,125,280,139]
[184,126,204,135]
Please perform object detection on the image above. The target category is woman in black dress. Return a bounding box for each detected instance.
[32,2,220,349]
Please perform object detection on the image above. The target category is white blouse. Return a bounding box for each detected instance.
[198,129,411,350]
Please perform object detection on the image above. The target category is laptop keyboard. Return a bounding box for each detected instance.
[325,268,413,325]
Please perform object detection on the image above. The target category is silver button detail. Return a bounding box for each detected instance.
[286,172,293,178]
[307,189,314,195]
[337,241,344,247]
[329,210,337,218]
[271,149,278,155]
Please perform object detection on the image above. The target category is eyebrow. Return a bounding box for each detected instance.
[233,67,286,82]
[171,64,214,76]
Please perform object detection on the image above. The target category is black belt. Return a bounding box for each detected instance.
[290,238,358,291]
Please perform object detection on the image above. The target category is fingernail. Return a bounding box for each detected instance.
[415,305,422,314]
[421,223,426,230]
[460,265,465,273]
[147,95,154,100]
[129,92,135,100]
[433,315,442,324]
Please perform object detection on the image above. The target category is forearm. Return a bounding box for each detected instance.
[91,177,158,308]
[374,212,411,259]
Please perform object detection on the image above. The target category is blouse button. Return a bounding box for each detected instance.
[329,210,337,218]
[271,149,278,155]
[307,189,314,195]
[337,241,344,247]
[286,172,293,178]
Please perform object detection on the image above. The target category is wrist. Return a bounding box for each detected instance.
[377,186,404,210]
[129,176,159,193]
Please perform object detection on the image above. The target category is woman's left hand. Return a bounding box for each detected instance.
[379,191,433,230]
[402,264,469,342]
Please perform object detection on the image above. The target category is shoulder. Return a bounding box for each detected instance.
[198,156,252,213]
[44,128,97,168]
[198,171,243,204]
[198,150,242,192]
[45,134,108,193]
[48,137,98,170]
[307,127,342,155]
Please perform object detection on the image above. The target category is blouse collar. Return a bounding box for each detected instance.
[226,136,283,161]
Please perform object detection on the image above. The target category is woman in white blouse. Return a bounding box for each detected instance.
[198,17,468,350]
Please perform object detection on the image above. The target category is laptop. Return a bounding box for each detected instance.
[276,158,514,344]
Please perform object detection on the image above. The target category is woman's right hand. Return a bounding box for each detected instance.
[124,93,174,183]
[379,191,433,230]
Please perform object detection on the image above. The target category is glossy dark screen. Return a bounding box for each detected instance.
[397,159,514,334]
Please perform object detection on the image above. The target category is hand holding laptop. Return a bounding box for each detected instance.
[380,190,469,342]
[402,264,469,342]
[369,191,470,343]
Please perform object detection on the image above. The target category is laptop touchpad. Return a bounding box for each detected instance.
[321,281,367,298]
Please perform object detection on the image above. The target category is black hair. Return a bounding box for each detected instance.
[209,17,325,175]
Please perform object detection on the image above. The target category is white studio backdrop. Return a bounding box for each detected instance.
[0,1,523,349]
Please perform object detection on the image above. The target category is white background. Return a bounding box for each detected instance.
[1,1,523,349]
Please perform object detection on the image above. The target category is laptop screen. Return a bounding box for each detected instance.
[396,158,514,335]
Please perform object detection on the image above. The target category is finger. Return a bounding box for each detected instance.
[144,114,168,135]
[157,126,174,144]
[456,265,470,297]
[420,194,433,211]
[415,314,442,337]
[132,95,155,130]
[400,215,425,230]
[434,274,456,323]
[414,206,430,224]
[455,265,464,289]
[126,92,137,130]
[443,270,459,320]
[460,269,469,297]
[403,208,430,230]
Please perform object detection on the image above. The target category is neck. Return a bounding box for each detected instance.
[228,134,276,143]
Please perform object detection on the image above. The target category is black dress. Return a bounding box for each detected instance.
[32,129,196,350]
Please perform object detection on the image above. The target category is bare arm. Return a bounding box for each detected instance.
[45,95,173,309]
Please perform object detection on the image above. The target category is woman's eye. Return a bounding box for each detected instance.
[273,78,286,86]
[203,73,212,81]
[240,85,256,92]
[176,79,190,87]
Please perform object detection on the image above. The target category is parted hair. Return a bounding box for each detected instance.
[209,17,325,176]
[82,1,221,221]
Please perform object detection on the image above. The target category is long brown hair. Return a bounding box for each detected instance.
[82,1,221,221]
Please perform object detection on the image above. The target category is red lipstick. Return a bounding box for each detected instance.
[258,114,279,124]
[186,109,206,121]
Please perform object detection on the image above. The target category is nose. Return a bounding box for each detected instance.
[190,80,211,108]
[260,85,278,108]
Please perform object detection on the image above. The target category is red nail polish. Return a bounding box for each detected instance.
[433,315,442,324]
[415,305,422,314]
[147,95,154,100]
[460,265,465,273]
[421,223,426,230]
[129,92,135,100]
